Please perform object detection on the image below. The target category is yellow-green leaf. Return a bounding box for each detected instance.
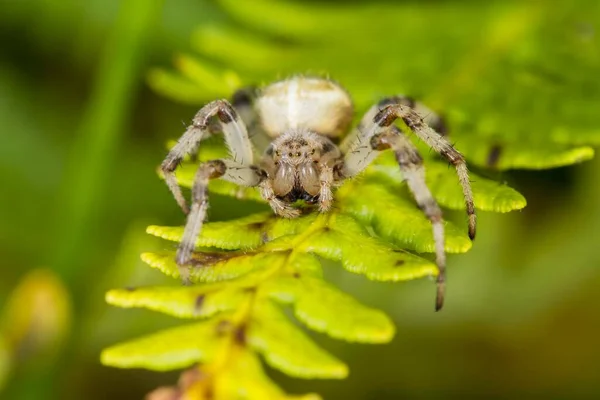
[369,151,527,213]
[105,285,249,319]
[140,251,281,283]
[101,319,226,371]
[264,274,395,343]
[300,214,438,281]
[216,350,322,400]
[147,212,272,250]
[338,181,471,254]
[248,300,348,379]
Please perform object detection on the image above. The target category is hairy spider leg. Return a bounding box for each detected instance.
[372,103,476,240]
[161,100,262,279]
[342,98,474,311]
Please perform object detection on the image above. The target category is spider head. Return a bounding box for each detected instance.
[268,130,325,199]
[273,136,317,166]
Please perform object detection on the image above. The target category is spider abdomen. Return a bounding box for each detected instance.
[256,76,354,138]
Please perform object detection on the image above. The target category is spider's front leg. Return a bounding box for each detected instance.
[316,141,343,213]
[258,180,301,219]
[342,100,470,311]
[373,103,476,239]
[176,159,264,282]
[162,98,258,282]
[161,100,254,214]
[369,127,447,311]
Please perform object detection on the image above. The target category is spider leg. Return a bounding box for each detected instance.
[371,126,447,311]
[343,98,473,310]
[365,103,476,240]
[161,100,254,214]
[231,86,259,132]
[317,139,342,212]
[176,159,263,282]
[340,96,448,154]
[258,179,301,219]
[376,96,449,137]
[318,164,334,212]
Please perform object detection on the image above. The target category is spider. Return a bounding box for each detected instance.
[161,76,476,311]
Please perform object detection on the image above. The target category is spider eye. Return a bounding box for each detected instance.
[296,152,301,157]
[288,152,293,157]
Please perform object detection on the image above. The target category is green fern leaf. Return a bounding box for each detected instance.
[264,274,394,343]
[249,300,348,379]
[140,251,278,283]
[105,285,248,319]
[147,212,272,250]
[370,152,527,213]
[101,318,227,371]
[217,350,322,400]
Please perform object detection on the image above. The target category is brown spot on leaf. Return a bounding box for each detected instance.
[247,222,265,231]
[234,324,247,345]
[487,144,502,168]
[394,260,405,267]
[216,320,233,336]
[195,295,205,311]
[190,251,239,267]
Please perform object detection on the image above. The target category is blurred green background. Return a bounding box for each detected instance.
[1,0,599,399]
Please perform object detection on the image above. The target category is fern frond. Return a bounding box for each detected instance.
[103,0,599,397]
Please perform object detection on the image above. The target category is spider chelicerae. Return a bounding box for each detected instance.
[161,76,476,311]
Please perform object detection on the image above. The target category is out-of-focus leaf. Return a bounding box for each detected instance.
[0,269,71,360]
[148,58,241,104]
[0,336,9,391]
[248,300,347,379]
[165,0,599,170]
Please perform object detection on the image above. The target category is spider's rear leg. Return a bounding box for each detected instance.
[176,159,263,283]
[371,127,447,311]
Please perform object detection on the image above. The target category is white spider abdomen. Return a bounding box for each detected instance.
[256,76,353,138]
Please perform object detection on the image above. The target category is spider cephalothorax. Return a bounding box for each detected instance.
[265,130,340,207]
[161,76,476,311]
